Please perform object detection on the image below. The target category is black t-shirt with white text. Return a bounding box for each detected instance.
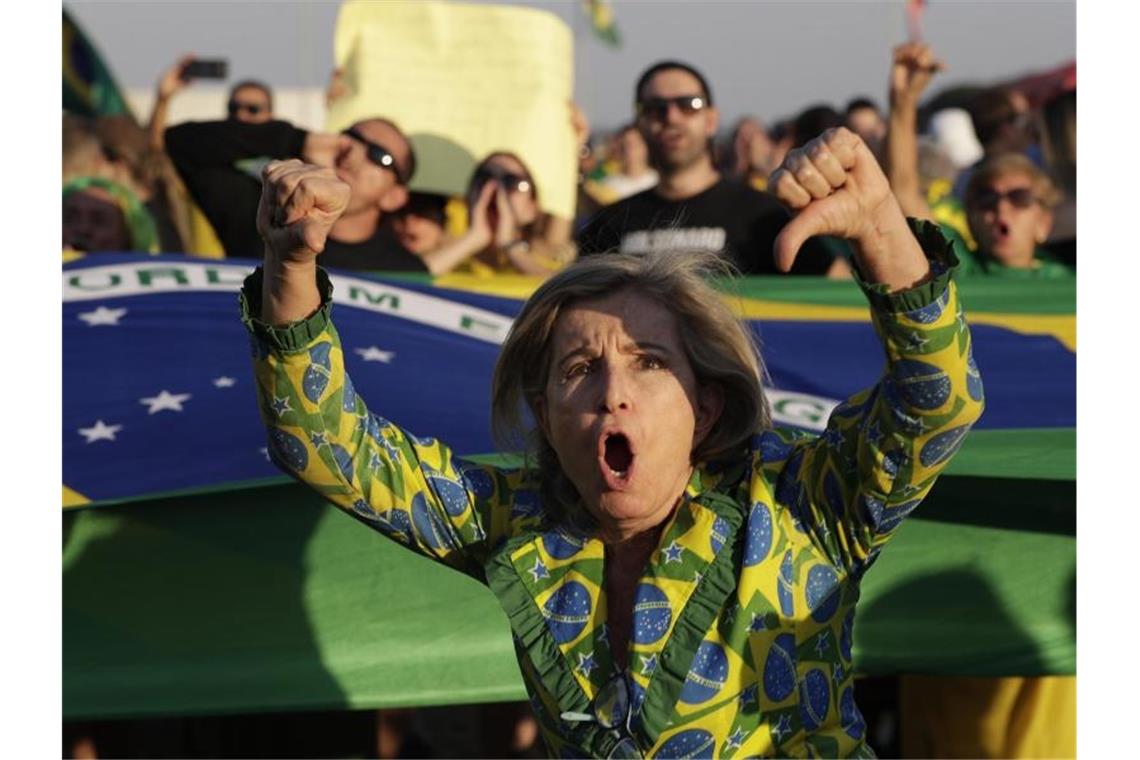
[576,178,837,275]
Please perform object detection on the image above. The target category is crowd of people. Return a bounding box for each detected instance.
[62,41,1076,286]
[63,27,1075,760]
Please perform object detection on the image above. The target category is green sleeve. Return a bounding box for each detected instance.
[783,219,987,574]
[239,267,525,580]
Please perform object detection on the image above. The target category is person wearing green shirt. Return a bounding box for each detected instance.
[958,152,1072,278]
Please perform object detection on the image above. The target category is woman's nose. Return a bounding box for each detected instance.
[598,365,632,413]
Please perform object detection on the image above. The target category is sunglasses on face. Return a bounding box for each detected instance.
[342,127,408,185]
[636,95,706,122]
[474,166,533,195]
[227,101,265,117]
[973,186,1039,212]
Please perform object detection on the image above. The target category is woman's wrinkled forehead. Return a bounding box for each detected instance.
[548,288,684,359]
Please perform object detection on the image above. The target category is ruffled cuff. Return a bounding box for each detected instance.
[854,218,959,314]
[239,266,334,353]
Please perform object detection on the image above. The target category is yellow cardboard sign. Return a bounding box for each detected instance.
[327,0,577,219]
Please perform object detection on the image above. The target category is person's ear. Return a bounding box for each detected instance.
[379,184,409,213]
[693,383,725,449]
[705,105,721,138]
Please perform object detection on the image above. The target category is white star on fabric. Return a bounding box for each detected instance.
[738,684,758,708]
[139,390,191,414]
[259,447,271,461]
[577,652,597,678]
[78,419,122,443]
[692,571,703,585]
[832,665,845,684]
[597,625,609,646]
[355,346,395,363]
[77,306,127,326]
[724,727,748,752]
[530,558,550,582]
[640,653,658,676]
[663,540,684,564]
[772,714,793,741]
[309,432,328,448]
[271,395,292,416]
[213,376,236,388]
[749,613,767,633]
[815,631,829,656]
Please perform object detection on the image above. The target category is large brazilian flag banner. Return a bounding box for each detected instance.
[63,254,1075,719]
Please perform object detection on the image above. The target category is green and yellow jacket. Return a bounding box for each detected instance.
[240,221,984,758]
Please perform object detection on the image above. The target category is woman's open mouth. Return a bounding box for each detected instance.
[599,432,636,489]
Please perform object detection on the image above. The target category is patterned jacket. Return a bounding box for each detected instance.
[241,221,984,758]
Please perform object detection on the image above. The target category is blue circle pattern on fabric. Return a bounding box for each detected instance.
[758,431,794,464]
[839,685,867,739]
[798,668,831,731]
[632,583,672,645]
[778,550,796,617]
[341,373,356,413]
[381,507,413,544]
[902,289,948,324]
[268,428,307,472]
[411,491,456,550]
[679,641,729,704]
[351,498,376,520]
[805,564,841,623]
[543,528,586,560]
[458,463,495,499]
[303,343,333,403]
[763,633,797,702]
[512,489,543,519]
[709,516,730,555]
[653,729,715,759]
[543,581,592,644]
[966,351,984,402]
[893,359,952,410]
[330,443,354,483]
[840,609,855,661]
[743,501,774,567]
[428,472,470,517]
[919,424,971,467]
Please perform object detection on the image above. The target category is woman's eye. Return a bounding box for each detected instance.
[639,355,665,370]
[564,362,591,379]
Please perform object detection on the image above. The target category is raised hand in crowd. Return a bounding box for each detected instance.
[148,54,195,151]
[885,42,945,220]
[256,159,351,324]
[771,127,929,292]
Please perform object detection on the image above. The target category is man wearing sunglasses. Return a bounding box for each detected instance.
[226,80,274,125]
[167,114,424,272]
[577,60,840,276]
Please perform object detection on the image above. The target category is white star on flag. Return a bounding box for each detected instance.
[139,390,192,414]
[213,376,236,388]
[78,306,127,326]
[78,420,122,443]
[355,346,395,363]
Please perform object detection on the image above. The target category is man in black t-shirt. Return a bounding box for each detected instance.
[577,61,845,276]
[166,116,426,271]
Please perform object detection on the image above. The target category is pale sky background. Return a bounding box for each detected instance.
[67,0,1075,131]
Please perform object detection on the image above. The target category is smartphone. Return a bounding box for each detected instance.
[182,59,228,80]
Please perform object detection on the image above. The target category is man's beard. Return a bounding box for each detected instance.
[648,136,709,176]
